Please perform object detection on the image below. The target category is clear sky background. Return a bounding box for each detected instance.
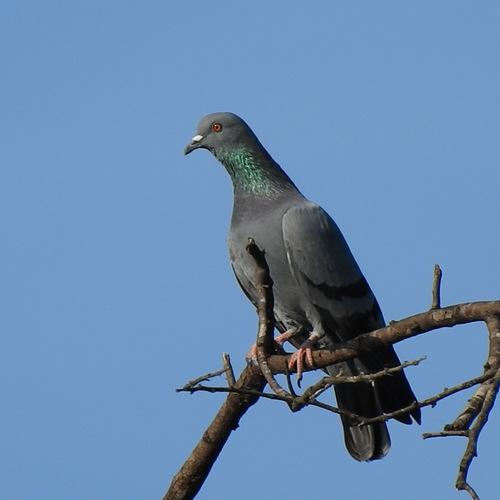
[2,2,499,499]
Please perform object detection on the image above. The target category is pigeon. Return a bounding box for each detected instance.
[184,112,420,461]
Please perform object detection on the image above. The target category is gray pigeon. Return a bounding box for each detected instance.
[184,112,420,461]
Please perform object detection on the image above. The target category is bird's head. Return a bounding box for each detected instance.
[184,112,298,197]
[184,112,256,156]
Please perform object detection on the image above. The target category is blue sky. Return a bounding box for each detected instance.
[2,2,499,499]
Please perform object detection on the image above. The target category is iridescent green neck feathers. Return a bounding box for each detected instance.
[215,146,293,195]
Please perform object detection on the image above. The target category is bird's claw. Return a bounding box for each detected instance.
[288,337,318,385]
[247,331,318,383]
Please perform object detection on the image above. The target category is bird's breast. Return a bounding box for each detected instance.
[228,211,310,330]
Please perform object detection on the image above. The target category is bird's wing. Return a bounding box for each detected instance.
[283,201,420,429]
[282,201,384,342]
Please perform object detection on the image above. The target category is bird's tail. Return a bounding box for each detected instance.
[328,360,390,461]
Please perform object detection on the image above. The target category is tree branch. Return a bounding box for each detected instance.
[165,244,500,500]
[264,301,500,374]
[453,315,500,498]
[246,238,290,399]
[164,365,266,500]
[177,358,425,420]
[164,241,277,500]
[167,301,500,500]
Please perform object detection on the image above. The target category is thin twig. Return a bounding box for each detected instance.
[178,364,493,433]
[365,371,493,427]
[289,358,425,412]
[422,430,469,439]
[178,359,425,420]
[176,367,229,392]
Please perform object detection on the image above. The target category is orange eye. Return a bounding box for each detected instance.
[212,122,223,132]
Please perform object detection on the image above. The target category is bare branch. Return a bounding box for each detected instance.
[246,238,290,399]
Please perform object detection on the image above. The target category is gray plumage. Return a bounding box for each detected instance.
[184,112,420,461]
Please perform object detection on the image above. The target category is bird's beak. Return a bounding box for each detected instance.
[184,134,204,155]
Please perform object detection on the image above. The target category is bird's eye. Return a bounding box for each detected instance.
[212,122,223,132]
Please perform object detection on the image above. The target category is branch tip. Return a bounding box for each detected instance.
[431,264,443,310]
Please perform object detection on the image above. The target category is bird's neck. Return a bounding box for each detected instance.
[215,146,297,196]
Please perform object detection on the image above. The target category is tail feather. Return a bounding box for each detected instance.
[328,360,390,461]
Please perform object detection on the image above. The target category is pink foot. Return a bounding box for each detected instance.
[273,329,297,348]
[288,334,319,383]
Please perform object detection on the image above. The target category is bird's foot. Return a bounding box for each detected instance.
[288,334,319,385]
[273,329,298,347]
[245,328,298,364]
